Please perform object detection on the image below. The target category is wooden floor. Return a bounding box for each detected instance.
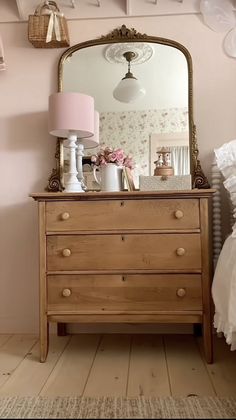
[0,333,236,397]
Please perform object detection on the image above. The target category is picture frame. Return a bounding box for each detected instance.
[82,156,100,191]
[123,167,136,191]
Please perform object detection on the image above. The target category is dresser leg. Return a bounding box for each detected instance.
[57,323,67,336]
[203,315,213,364]
[40,320,49,363]
[193,323,202,337]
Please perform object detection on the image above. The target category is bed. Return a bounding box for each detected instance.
[211,140,236,350]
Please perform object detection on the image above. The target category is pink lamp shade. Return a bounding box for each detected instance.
[48,92,94,138]
[81,110,99,149]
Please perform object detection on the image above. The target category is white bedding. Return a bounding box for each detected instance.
[212,234,236,350]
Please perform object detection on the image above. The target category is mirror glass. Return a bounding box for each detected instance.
[46,26,209,192]
[61,40,189,188]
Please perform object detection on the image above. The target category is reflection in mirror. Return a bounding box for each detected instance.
[47,25,210,192]
[149,132,190,177]
[62,41,189,187]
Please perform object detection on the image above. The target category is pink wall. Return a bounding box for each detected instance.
[0,14,236,333]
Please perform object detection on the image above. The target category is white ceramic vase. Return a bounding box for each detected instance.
[93,163,123,192]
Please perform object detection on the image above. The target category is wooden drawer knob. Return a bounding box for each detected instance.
[62,288,71,297]
[174,210,184,219]
[176,288,186,298]
[62,248,71,257]
[176,247,185,256]
[61,212,70,220]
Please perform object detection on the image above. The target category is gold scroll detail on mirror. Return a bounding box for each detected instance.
[192,124,210,188]
[46,24,210,191]
[47,139,63,192]
[101,24,148,40]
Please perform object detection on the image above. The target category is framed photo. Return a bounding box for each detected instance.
[123,167,136,191]
[82,156,100,191]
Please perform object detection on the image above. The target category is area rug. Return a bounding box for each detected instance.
[0,396,236,419]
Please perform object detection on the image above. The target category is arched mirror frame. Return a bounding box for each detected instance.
[46,24,210,192]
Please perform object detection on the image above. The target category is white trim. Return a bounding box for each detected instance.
[8,0,235,24]
[15,0,24,20]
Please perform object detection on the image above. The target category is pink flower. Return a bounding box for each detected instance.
[92,146,135,169]
[99,156,107,165]
[91,155,98,164]
[109,152,118,162]
[123,156,134,170]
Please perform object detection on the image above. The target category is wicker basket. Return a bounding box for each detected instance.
[28,1,70,48]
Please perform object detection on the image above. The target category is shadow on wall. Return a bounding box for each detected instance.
[5,111,49,150]
[0,111,57,333]
[0,111,57,192]
[0,201,39,333]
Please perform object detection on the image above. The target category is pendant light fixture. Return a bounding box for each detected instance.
[113,51,146,103]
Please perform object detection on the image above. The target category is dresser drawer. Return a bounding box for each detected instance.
[46,199,200,231]
[47,233,201,271]
[47,274,202,312]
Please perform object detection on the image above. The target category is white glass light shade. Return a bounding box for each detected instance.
[200,0,236,33]
[224,28,236,58]
[113,77,146,103]
[48,92,94,138]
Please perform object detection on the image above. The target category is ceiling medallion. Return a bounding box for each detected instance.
[104,43,154,65]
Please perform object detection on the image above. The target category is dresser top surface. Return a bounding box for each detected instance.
[30,189,215,201]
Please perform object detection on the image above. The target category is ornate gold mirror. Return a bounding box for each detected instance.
[47,25,209,192]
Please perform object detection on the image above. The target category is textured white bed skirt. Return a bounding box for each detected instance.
[212,235,236,350]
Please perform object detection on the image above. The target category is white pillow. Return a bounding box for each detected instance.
[224,175,236,194]
[214,140,236,235]
[214,139,236,179]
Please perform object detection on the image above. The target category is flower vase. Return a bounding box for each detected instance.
[93,163,123,192]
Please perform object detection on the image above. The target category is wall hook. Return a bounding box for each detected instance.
[70,0,101,7]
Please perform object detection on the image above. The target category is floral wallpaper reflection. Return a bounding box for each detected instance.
[87,107,188,186]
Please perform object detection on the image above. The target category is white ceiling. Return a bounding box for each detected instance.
[63,42,189,113]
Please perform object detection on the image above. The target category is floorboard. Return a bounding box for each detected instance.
[164,334,216,397]
[0,334,37,389]
[127,335,170,396]
[199,335,236,397]
[40,334,100,396]
[83,334,131,397]
[0,335,69,396]
[0,333,236,397]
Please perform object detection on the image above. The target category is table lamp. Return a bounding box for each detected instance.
[76,110,99,190]
[48,92,94,192]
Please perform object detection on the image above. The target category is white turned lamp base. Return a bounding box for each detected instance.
[64,134,84,193]
[76,142,87,191]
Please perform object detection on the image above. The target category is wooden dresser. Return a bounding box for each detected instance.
[31,189,214,363]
